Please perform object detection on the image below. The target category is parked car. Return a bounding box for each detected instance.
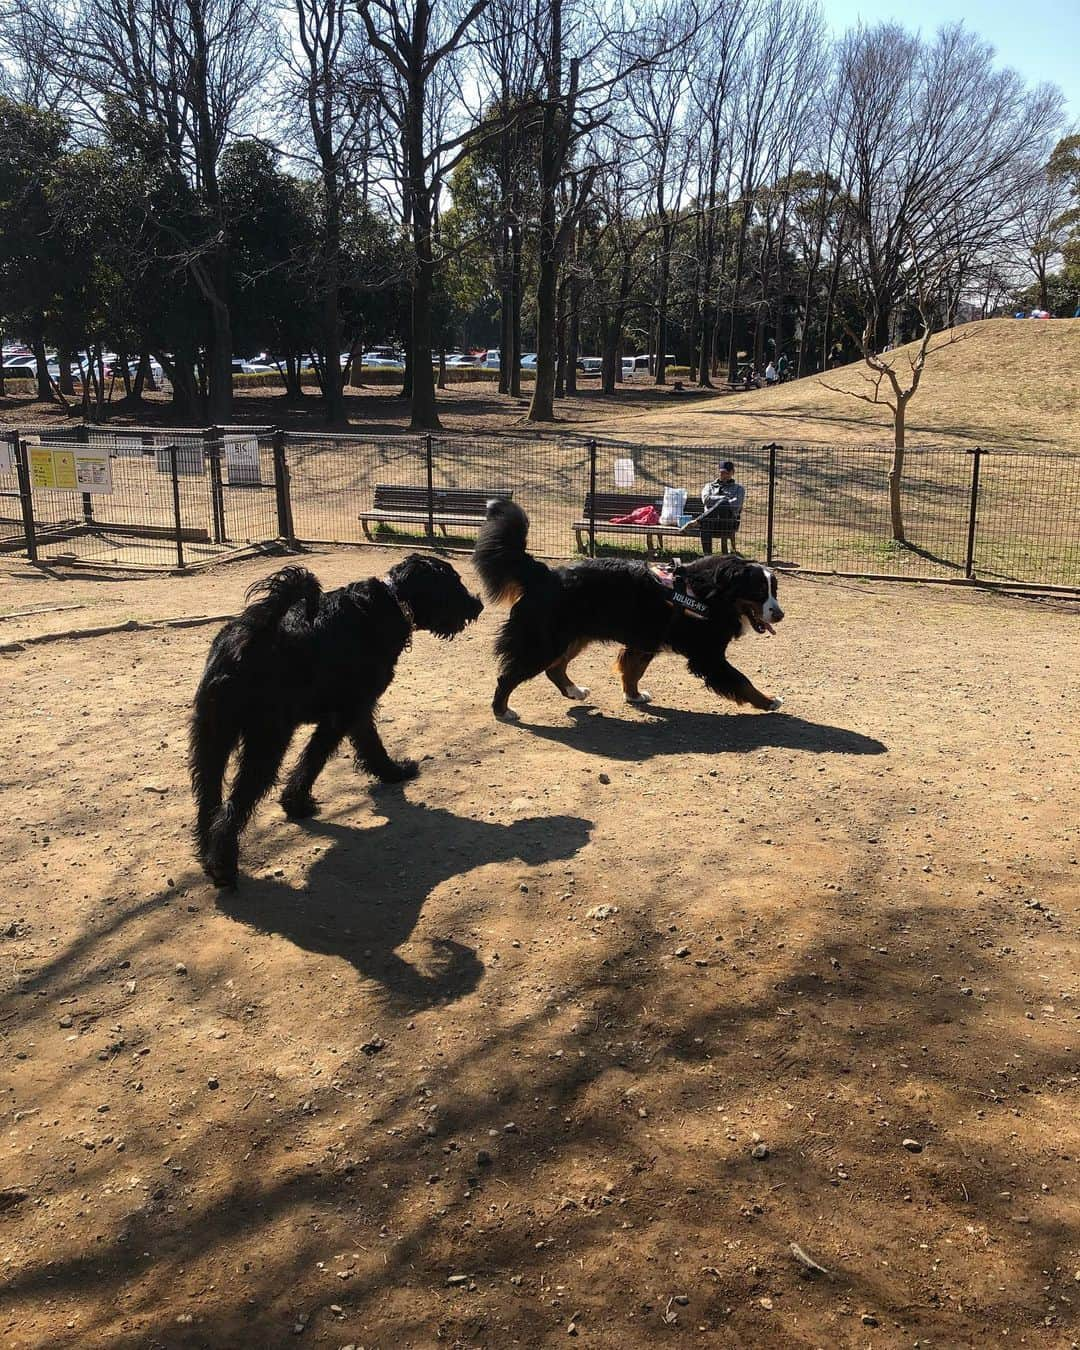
[444,353,479,368]
[576,356,602,375]
[481,349,501,369]
[621,353,675,376]
[362,350,405,369]
[520,352,538,369]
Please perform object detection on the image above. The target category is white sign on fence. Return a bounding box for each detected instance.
[74,451,113,494]
[0,440,13,474]
[614,457,635,488]
[224,436,262,486]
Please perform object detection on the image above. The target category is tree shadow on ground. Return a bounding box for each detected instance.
[512,704,887,761]
[216,802,593,1010]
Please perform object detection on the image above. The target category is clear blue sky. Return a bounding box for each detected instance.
[823,0,1078,123]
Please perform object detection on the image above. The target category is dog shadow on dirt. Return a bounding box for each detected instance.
[216,797,592,1009]
[515,703,887,759]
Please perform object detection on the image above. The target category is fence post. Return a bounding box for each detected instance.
[964,446,983,580]
[764,442,779,565]
[77,422,94,526]
[13,434,37,563]
[272,428,296,548]
[206,424,225,543]
[168,444,186,569]
[588,438,598,557]
[425,433,435,538]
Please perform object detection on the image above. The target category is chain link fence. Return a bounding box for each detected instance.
[1,425,1076,591]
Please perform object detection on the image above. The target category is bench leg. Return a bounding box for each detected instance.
[575,528,585,553]
[361,520,373,541]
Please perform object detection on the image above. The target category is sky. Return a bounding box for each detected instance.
[823,0,1079,124]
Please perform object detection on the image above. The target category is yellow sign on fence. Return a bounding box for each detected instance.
[27,446,114,494]
[29,447,77,490]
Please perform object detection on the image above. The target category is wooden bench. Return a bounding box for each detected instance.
[359,484,512,540]
[573,491,739,554]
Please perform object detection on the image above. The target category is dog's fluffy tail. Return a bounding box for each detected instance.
[474,499,544,605]
[242,565,321,632]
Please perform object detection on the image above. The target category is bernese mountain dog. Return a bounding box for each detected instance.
[473,498,784,721]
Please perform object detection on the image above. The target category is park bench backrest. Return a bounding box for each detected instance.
[371,485,512,515]
[582,491,706,520]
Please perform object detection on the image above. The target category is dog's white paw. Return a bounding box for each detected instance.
[626,689,653,705]
[566,684,590,701]
[768,696,784,712]
[495,707,520,723]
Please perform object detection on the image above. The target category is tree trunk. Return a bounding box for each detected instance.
[510,220,523,397]
[654,220,673,385]
[31,330,52,402]
[566,267,581,397]
[321,236,346,424]
[205,252,234,424]
[530,255,559,420]
[57,345,76,396]
[888,398,906,542]
[527,0,563,423]
[554,275,568,399]
[409,210,440,430]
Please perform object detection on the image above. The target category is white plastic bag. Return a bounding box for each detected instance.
[659,486,687,526]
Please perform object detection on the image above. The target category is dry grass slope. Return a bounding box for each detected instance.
[610,318,1080,450]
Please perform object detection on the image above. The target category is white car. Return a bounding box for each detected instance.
[520,352,538,369]
[481,350,500,369]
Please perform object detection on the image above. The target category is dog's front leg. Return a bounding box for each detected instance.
[698,657,782,712]
[280,721,346,817]
[350,717,419,784]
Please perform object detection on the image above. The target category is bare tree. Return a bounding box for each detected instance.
[627,0,697,386]
[358,0,493,430]
[723,0,824,381]
[10,0,274,420]
[838,22,1062,349]
[1013,164,1073,311]
[819,243,969,542]
[281,0,376,423]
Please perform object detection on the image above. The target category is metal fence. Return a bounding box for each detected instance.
[1,425,1077,592]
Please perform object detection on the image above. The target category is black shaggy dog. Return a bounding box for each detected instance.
[190,556,483,887]
[474,499,783,721]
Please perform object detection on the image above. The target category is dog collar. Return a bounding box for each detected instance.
[649,562,709,620]
[382,577,416,633]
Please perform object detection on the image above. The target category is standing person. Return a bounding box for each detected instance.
[777,352,789,381]
[765,360,778,384]
[694,460,745,554]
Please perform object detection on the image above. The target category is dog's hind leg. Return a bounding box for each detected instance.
[545,639,591,702]
[350,715,419,785]
[493,653,554,722]
[204,728,291,887]
[279,721,346,818]
[617,647,657,704]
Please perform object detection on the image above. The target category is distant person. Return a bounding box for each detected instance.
[694,460,745,555]
[765,360,778,384]
[742,365,757,391]
[777,353,790,381]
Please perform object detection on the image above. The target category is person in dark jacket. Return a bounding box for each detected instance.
[696,460,745,554]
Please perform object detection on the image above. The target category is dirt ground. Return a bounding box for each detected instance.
[1,547,1079,1350]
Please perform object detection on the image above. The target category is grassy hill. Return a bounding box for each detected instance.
[602,318,1080,450]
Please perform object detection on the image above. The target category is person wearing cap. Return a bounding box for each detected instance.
[697,460,745,554]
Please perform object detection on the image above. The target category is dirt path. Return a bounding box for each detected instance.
[1,551,1078,1348]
